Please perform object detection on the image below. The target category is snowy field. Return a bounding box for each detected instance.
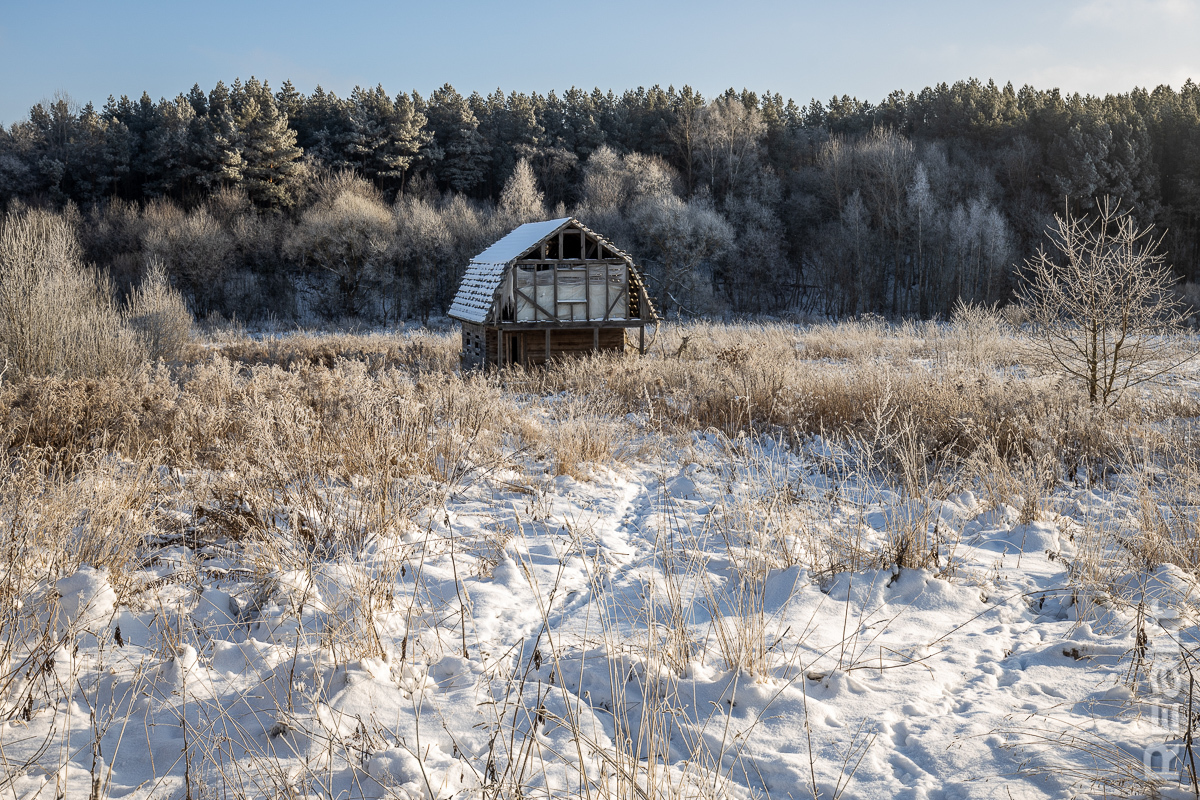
[2,319,1199,799]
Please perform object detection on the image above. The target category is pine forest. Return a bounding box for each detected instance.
[5,77,1200,321]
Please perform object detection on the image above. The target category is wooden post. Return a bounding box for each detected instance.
[604,264,610,321]
[552,263,559,320]
[545,329,551,364]
[639,325,645,355]
[623,265,629,319]
[585,263,592,321]
[521,333,527,369]
[593,326,599,351]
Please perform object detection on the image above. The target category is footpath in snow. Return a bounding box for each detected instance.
[2,434,1196,800]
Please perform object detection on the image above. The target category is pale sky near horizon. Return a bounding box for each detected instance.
[1,0,1199,126]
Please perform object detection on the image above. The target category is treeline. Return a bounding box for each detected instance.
[3,77,1200,321]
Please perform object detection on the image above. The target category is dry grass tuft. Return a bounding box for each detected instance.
[209,329,462,373]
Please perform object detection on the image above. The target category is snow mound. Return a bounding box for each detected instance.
[368,742,476,799]
[54,566,117,634]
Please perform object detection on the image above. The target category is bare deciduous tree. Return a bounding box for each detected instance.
[391,196,451,323]
[629,194,733,315]
[580,145,678,212]
[1018,197,1191,405]
[498,157,545,223]
[695,93,766,198]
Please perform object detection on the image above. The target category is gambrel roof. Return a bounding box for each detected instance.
[448,217,651,324]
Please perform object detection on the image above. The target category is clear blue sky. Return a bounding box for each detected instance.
[2,0,1198,125]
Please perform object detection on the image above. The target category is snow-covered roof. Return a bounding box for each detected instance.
[447,262,507,324]
[474,218,571,265]
[448,218,572,323]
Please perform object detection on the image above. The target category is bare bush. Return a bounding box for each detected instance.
[289,179,394,317]
[124,257,192,361]
[142,202,233,315]
[949,299,1010,371]
[0,207,142,379]
[1018,197,1191,405]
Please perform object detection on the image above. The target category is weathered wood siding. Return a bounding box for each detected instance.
[516,328,626,365]
[460,322,487,368]
[486,328,498,364]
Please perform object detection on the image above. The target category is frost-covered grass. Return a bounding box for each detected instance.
[2,319,1200,799]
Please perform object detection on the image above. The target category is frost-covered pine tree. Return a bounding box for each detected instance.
[346,87,432,192]
[274,79,303,121]
[499,158,545,222]
[193,101,244,191]
[426,85,490,194]
[234,78,304,208]
[143,96,199,197]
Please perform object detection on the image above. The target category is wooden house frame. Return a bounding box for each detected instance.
[448,217,658,368]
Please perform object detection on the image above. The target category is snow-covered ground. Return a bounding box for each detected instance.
[3,418,1197,800]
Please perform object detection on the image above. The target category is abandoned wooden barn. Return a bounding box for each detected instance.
[448,217,658,367]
